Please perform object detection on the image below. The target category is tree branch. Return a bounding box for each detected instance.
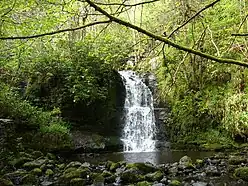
[0,20,111,40]
[85,0,248,67]
[91,0,159,7]
[168,0,220,38]
[231,33,248,36]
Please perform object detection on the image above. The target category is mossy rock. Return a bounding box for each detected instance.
[70,178,86,186]
[31,168,42,175]
[195,159,203,165]
[31,151,44,159]
[234,167,248,181]
[105,175,116,184]
[126,163,158,174]
[46,153,56,160]
[10,157,33,168]
[65,161,82,169]
[121,169,145,184]
[0,178,14,186]
[61,167,89,180]
[21,174,37,185]
[23,159,47,169]
[109,162,120,172]
[45,169,54,176]
[229,156,247,165]
[57,163,66,170]
[101,171,112,178]
[145,171,163,182]
[136,181,152,186]
[201,143,223,151]
[169,179,181,186]
[91,174,105,185]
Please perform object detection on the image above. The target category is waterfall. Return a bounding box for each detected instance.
[119,70,156,152]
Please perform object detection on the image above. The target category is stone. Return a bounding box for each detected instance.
[70,178,86,186]
[228,156,247,165]
[169,180,181,186]
[109,162,120,172]
[31,168,42,175]
[46,153,56,160]
[23,159,47,169]
[145,171,163,182]
[126,162,158,174]
[21,174,37,185]
[136,181,152,186]
[0,178,14,186]
[40,180,54,186]
[234,167,248,181]
[45,169,54,176]
[65,161,82,169]
[31,151,44,159]
[61,167,89,180]
[120,169,145,184]
[192,182,208,186]
[10,157,33,168]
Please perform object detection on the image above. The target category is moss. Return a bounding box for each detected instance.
[229,156,247,165]
[70,178,86,186]
[195,159,203,165]
[31,168,42,175]
[23,159,47,169]
[10,157,33,168]
[145,171,163,182]
[31,151,44,159]
[46,153,56,160]
[57,163,66,170]
[93,174,105,185]
[121,169,145,184]
[109,162,120,172]
[169,180,181,186]
[126,163,158,174]
[136,181,152,186]
[0,178,14,186]
[101,171,112,178]
[234,167,248,181]
[21,174,37,185]
[45,169,54,176]
[62,167,89,180]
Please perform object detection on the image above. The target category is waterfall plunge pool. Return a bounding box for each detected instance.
[75,150,215,165]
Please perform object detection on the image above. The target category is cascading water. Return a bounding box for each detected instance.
[119,70,156,152]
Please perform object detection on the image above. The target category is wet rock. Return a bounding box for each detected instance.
[45,169,54,176]
[31,151,44,159]
[169,179,181,186]
[70,178,86,186]
[229,156,247,165]
[136,181,152,186]
[109,162,120,172]
[145,171,163,182]
[126,162,158,174]
[192,182,208,186]
[205,165,221,177]
[65,161,82,169]
[21,174,37,185]
[234,167,248,181]
[120,168,144,184]
[23,159,47,169]
[0,178,14,186]
[40,180,54,186]
[31,168,42,175]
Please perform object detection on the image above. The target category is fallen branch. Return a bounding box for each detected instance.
[91,0,159,7]
[0,20,111,40]
[168,0,220,38]
[85,0,248,67]
[231,33,248,36]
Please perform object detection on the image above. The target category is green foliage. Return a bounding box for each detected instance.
[0,82,69,134]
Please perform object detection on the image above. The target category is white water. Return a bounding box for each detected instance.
[119,70,156,152]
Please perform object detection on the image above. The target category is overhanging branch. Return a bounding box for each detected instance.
[0,20,111,40]
[85,0,248,67]
[168,0,220,38]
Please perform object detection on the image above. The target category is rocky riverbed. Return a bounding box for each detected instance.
[1,149,248,186]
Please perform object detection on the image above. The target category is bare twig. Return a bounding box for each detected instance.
[168,0,220,38]
[91,0,159,7]
[85,0,248,67]
[0,20,111,40]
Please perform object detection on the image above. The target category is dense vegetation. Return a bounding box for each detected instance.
[1,0,248,152]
